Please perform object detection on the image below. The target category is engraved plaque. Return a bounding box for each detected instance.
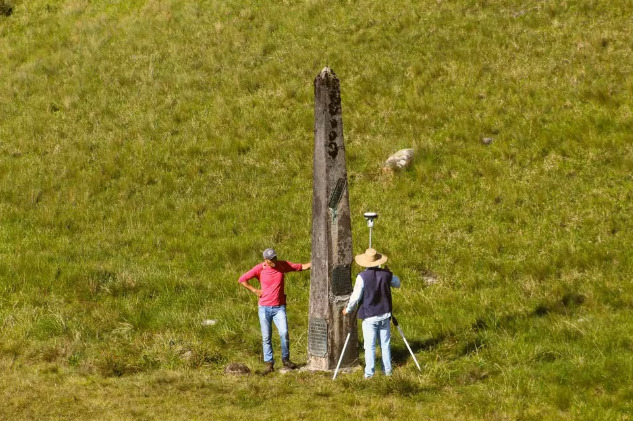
[308,318,328,357]
[328,178,346,210]
[331,265,352,296]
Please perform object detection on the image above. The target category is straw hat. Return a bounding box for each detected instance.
[354,248,388,267]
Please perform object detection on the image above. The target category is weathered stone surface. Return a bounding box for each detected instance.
[383,148,415,171]
[307,67,359,371]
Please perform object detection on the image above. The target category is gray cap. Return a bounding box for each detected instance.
[263,248,277,260]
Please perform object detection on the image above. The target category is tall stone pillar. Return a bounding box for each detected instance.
[307,67,358,371]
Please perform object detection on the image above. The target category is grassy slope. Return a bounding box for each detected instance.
[1,0,633,419]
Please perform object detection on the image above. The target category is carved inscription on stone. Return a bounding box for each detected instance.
[308,318,328,357]
[331,265,352,297]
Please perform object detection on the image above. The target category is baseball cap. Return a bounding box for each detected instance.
[263,248,277,260]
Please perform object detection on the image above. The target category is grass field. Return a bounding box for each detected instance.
[1,0,633,419]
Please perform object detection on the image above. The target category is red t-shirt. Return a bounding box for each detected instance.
[239,261,303,306]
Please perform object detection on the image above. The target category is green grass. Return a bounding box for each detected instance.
[1,0,633,419]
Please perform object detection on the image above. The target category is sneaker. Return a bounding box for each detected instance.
[282,359,298,370]
[263,362,274,375]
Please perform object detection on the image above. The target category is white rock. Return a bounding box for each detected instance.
[201,319,217,326]
[384,148,415,171]
[423,276,439,286]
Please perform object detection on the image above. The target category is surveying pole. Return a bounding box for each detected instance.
[363,212,378,249]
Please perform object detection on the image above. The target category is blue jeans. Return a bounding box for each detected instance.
[361,317,392,378]
[258,305,290,363]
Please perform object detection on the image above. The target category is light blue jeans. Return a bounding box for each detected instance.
[361,317,392,378]
[258,305,290,363]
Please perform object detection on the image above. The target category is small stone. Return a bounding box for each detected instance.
[482,137,494,145]
[201,319,217,326]
[224,362,251,375]
[423,276,439,286]
[383,148,415,171]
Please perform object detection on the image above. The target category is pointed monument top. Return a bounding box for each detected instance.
[316,67,340,91]
[318,66,338,80]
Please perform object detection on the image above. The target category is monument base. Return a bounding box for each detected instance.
[299,363,362,374]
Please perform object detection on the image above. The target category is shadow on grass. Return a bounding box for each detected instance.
[392,334,447,367]
[390,290,587,366]
[252,362,309,376]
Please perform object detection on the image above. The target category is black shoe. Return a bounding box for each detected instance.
[282,359,297,370]
[263,362,274,375]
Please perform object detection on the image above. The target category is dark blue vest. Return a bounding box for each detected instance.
[357,268,393,320]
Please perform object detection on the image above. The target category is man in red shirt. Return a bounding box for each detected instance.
[239,248,311,374]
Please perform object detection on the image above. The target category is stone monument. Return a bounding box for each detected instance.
[306,67,359,371]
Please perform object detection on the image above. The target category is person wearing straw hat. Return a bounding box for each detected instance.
[239,248,311,374]
[342,248,401,378]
